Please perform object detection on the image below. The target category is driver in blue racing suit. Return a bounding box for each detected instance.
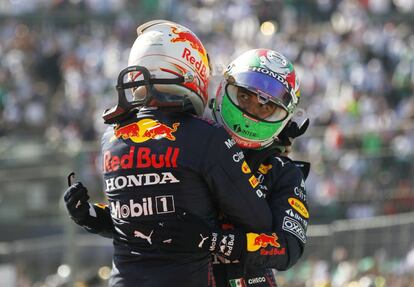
[155,49,311,287]
[63,21,273,287]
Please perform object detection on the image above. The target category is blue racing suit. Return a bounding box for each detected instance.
[78,107,273,287]
[212,147,310,287]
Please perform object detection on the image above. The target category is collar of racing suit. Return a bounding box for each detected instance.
[243,145,311,180]
[243,144,283,174]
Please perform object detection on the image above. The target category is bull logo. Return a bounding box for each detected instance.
[112,119,180,143]
[247,232,280,252]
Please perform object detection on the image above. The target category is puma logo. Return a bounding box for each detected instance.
[275,157,287,167]
[134,230,154,245]
[198,234,209,248]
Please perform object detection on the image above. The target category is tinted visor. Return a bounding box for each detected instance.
[230,70,293,110]
[226,84,288,122]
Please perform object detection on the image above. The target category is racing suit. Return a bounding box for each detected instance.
[80,108,272,287]
[213,147,310,287]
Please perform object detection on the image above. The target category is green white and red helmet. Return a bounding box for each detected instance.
[212,49,301,149]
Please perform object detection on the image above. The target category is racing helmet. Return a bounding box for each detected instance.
[212,49,300,149]
[127,20,211,116]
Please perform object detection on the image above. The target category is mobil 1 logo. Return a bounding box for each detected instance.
[111,195,175,219]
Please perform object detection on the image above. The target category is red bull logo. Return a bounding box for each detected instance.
[143,123,180,141]
[113,119,180,143]
[260,247,286,256]
[170,27,208,79]
[115,123,140,139]
[247,232,280,251]
[253,233,280,248]
[171,26,206,55]
[103,146,180,173]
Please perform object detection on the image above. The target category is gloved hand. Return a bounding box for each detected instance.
[153,211,246,261]
[277,118,310,146]
[63,182,91,225]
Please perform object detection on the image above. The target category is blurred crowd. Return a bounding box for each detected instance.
[1,1,414,286]
[279,245,414,287]
[1,0,414,220]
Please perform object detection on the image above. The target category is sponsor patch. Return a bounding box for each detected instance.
[258,163,272,174]
[260,247,286,256]
[218,234,236,257]
[113,119,180,143]
[285,209,308,228]
[111,195,175,219]
[241,161,251,174]
[224,138,237,149]
[288,197,309,219]
[282,217,306,243]
[250,66,292,93]
[255,188,265,198]
[105,172,180,192]
[247,277,266,285]
[249,175,259,188]
[232,151,245,162]
[247,233,280,251]
[103,146,180,173]
[294,185,307,202]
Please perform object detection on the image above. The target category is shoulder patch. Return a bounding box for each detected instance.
[282,216,307,243]
[258,163,272,174]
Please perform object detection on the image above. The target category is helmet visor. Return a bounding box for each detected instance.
[226,84,288,122]
[229,70,294,112]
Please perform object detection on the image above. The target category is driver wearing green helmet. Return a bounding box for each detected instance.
[155,49,310,287]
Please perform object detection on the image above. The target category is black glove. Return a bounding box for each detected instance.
[153,211,246,261]
[63,182,91,225]
[277,118,310,145]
